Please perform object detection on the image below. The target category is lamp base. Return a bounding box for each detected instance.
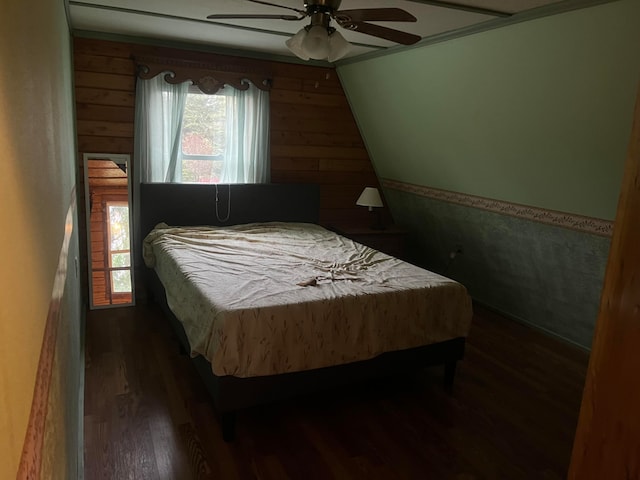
[370,210,385,230]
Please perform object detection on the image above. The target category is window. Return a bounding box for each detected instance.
[135,74,270,185]
[181,86,227,183]
[107,202,132,294]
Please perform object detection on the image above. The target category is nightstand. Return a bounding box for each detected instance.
[330,224,408,259]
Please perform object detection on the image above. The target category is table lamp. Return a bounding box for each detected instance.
[356,187,385,230]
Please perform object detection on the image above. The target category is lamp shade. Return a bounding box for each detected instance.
[302,25,330,59]
[286,25,352,62]
[327,30,351,62]
[285,28,310,60]
[356,187,383,210]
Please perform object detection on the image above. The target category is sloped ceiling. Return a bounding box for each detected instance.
[67,0,607,63]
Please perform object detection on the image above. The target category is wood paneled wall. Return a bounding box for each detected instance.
[73,37,384,227]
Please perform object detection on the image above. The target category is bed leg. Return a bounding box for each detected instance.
[444,361,457,391]
[221,412,236,442]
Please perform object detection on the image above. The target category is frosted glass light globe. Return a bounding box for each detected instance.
[302,25,330,60]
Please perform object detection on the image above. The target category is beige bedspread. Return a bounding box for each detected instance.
[143,222,472,378]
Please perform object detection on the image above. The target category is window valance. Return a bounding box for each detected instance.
[133,55,272,95]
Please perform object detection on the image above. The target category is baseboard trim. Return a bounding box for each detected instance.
[472,298,592,353]
[77,304,86,480]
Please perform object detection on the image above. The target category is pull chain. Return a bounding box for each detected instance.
[215,184,231,222]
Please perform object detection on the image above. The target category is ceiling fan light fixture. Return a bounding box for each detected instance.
[301,25,330,60]
[285,28,310,60]
[209,3,423,60]
[327,29,351,62]
[286,25,351,62]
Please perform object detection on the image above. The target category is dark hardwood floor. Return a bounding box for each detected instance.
[84,303,589,480]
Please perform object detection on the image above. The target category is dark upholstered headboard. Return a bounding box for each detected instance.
[139,183,320,240]
[137,182,319,301]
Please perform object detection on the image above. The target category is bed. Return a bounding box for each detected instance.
[139,183,473,441]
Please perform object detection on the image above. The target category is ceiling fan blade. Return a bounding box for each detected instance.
[207,13,303,20]
[404,0,511,18]
[341,22,421,45]
[335,8,417,23]
[246,0,306,15]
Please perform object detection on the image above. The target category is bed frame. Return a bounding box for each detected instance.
[139,183,466,441]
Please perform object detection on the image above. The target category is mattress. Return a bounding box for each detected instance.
[143,222,472,378]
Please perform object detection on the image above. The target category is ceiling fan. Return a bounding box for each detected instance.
[206,0,422,62]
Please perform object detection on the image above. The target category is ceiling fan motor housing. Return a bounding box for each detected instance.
[304,0,342,14]
[308,12,330,28]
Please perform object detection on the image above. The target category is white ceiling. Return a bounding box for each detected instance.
[67,0,607,63]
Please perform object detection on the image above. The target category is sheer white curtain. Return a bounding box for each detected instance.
[220,82,270,183]
[134,75,270,185]
[134,74,188,183]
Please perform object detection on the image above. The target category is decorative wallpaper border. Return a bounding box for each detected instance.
[18,190,76,479]
[381,178,613,237]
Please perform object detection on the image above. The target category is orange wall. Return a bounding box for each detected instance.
[0,0,81,478]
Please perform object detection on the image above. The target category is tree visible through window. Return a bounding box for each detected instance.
[181,88,227,183]
[107,202,132,293]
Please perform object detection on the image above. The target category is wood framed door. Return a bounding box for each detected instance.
[568,83,640,478]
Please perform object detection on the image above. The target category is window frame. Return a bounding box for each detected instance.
[105,200,132,297]
[179,84,229,183]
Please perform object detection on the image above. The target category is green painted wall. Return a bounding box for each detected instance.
[337,0,640,348]
[338,0,640,220]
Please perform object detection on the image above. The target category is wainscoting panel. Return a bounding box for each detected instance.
[384,185,610,348]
